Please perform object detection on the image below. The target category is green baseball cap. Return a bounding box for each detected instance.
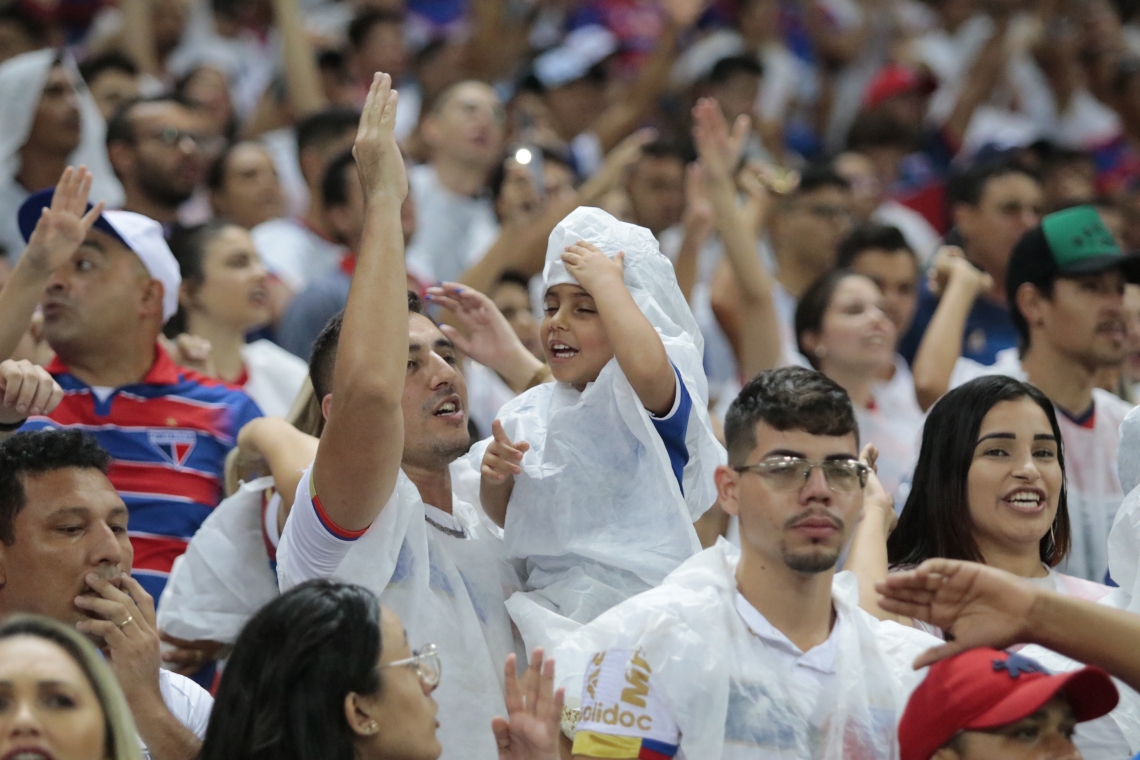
[1006,205,1140,305]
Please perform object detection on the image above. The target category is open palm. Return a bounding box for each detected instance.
[25,166,104,273]
[491,649,565,760]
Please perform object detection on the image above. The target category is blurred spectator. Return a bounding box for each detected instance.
[347,9,414,135]
[105,95,214,228]
[206,140,286,230]
[0,1,45,65]
[404,80,504,284]
[835,149,940,263]
[624,140,687,239]
[78,52,143,122]
[1038,145,1098,212]
[898,160,1042,366]
[250,106,357,298]
[174,65,237,141]
[0,50,123,262]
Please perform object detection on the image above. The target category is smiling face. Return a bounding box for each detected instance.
[0,468,133,628]
[0,636,107,760]
[541,283,614,390]
[807,274,897,375]
[966,398,1063,562]
[186,225,271,333]
[400,314,471,471]
[937,696,1080,760]
[718,424,863,575]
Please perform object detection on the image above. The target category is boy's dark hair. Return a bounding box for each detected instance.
[947,159,1038,208]
[321,150,358,209]
[706,54,763,85]
[495,269,531,290]
[845,111,917,153]
[309,293,424,400]
[296,108,361,161]
[723,367,858,468]
[836,223,913,268]
[0,431,111,545]
[791,163,851,198]
[78,52,139,87]
[348,8,405,50]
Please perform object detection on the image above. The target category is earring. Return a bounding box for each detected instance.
[368,721,378,734]
[815,347,827,359]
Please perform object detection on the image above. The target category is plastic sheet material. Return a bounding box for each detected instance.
[465,206,726,653]
[156,477,280,642]
[550,541,942,759]
[280,469,525,760]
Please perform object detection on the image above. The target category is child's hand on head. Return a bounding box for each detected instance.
[482,420,531,483]
[562,241,624,295]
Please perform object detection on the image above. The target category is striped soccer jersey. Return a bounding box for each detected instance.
[21,346,263,599]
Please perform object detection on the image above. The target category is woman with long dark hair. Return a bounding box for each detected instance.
[867,376,1112,627]
[200,580,563,760]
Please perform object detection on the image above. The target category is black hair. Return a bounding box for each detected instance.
[0,1,46,47]
[706,54,764,84]
[947,159,1038,208]
[174,66,238,141]
[164,220,238,337]
[309,293,423,400]
[487,146,575,201]
[322,149,358,209]
[0,431,111,545]
[199,580,384,760]
[296,108,361,162]
[494,269,531,290]
[205,140,248,192]
[794,269,872,371]
[78,52,139,87]
[639,139,692,165]
[835,223,913,268]
[105,94,195,147]
[792,163,851,197]
[887,375,1071,569]
[845,111,918,153]
[347,8,405,50]
[723,367,858,467]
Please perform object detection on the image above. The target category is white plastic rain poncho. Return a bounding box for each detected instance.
[156,477,280,642]
[0,49,123,261]
[551,541,942,760]
[277,467,525,760]
[464,206,726,654]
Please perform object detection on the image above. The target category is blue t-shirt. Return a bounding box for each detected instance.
[649,365,693,493]
[899,277,1018,366]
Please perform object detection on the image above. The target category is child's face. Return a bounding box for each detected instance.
[542,283,615,390]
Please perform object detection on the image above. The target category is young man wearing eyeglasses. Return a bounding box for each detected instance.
[567,366,942,760]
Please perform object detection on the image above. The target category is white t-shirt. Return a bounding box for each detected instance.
[277,466,523,760]
[561,543,941,760]
[859,356,925,501]
[250,217,347,293]
[950,349,1135,581]
[142,669,213,758]
[404,163,499,284]
[239,339,309,417]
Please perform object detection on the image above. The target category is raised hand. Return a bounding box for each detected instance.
[482,420,530,483]
[23,166,105,275]
[859,443,896,534]
[683,163,715,239]
[661,0,706,30]
[353,72,407,204]
[562,241,624,295]
[928,245,993,298]
[692,97,750,180]
[427,283,526,369]
[491,648,565,760]
[0,359,63,425]
[875,559,1039,668]
[584,128,656,201]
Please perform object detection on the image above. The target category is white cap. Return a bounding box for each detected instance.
[533,26,618,90]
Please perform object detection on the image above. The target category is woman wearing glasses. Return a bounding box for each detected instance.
[795,269,925,500]
[199,579,564,760]
[852,375,1112,636]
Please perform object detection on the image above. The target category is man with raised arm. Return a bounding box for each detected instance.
[272,73,541,760]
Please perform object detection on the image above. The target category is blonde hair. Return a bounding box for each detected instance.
[224,377,323,496]
[0,615,144,760]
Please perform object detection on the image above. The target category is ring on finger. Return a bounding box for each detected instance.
[117,615,135,630]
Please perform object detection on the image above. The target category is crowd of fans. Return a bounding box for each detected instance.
[7,0,1140,758]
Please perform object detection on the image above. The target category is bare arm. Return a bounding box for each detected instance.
[877,558,1140,691]
[943,13,1011,150]
[844,445,908,624]
[272,0,326,120]
[311,74,409,532]
[911,248,993,410]
[235,417,319,530]
[673,163,713,303]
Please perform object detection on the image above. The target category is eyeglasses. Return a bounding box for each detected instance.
[383,643,441,688]
[734,457,869,492]
[140,127,224,153]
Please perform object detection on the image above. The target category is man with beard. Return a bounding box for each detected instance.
[106,96,213,229]
[563,367,942,760]
[934,206,1140,582]
[0,429,212,760]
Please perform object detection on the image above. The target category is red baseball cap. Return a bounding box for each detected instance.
[862,63,936,110]
[898,648,1119,760]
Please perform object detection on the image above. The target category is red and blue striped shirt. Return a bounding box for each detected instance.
[20,346,263,600]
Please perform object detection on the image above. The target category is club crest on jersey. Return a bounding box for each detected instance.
[148,429,197,468]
